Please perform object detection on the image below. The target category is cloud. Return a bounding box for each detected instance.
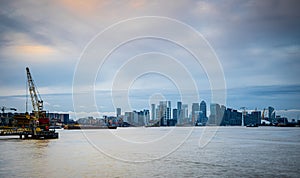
[0,0,299,115]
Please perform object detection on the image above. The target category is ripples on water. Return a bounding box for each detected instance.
[0,127,299,177]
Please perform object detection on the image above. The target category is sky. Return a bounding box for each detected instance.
[0,0,300,119]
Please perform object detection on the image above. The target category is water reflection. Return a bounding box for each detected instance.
[1,127,300,177]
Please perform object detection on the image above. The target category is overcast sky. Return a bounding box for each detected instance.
[0,0,299,119]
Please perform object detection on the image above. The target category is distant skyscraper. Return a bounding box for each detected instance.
[173,109,178,120]
[198,100,208,125]
[192,103,200,124]
[182,104,188,124]
[133,111,138,124]
[116,108,121,117]
[220,105,226,124]
[177,101,182,124]
[125,112,133,123]
[143,109,150,126]
[209,103,220,125]
[158,101,168,126]
[268,106,276,123]
[251,110,261,125]
[167,101,171,120]
[199,100,207,119]
[151,104,156,120]
[177,102,182,111]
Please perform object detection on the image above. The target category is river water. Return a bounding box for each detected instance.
[0,127,299,177]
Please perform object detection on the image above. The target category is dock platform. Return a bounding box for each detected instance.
[0,129,59,139]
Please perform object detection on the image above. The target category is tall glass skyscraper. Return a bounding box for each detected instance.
[177,101,182,124]
[200,100,207,119]
[268,106,275,123]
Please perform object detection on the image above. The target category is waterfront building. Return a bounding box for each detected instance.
[63,114,69,124]
[157,101,167,126]
[151,104,156,120]
[275,115,288,125]
[199,100,207,119]
[209,103,220,125]
[133,111,139,125]
[124,110,149,126]
[177,101,182,124]
[173,109,178,121]
[144,109,150,126]
[221,108,231,126]
[244,110,261,126]
[155,108,159,122]
[167,101,171,121]
[137,111,145,126]
[116,108,121,117]
[192,103,200,124]
[220,108,242,126]
[268,106,276,124]
[182,104,188,124]
[48,113,70,124]
[197,100,208,125]
[125,112,134,124]
[209,103,226,125]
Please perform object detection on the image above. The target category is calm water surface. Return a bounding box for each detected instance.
[0,127,299,177]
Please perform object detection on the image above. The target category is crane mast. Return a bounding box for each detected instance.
[26,67,43,119]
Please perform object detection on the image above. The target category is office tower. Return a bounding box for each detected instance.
[177,101,182,124]
[158,101,167,126]
[198,100,208,125]
[177,102,182,112]
[244,110,261,126]
[151,104,156,120]
[251,110,261,125]
[192,103,200,124]
[125,112,133,123]
[173,109,178,120]
[133,111,139,125]
[63,114,69,125]
[182,104,188,124]
[116,108,121,117]
[268,106,276,124]
[200,100,207,119]
[209,103,220,125]
[144,109,150,126]
[167,101,171,120]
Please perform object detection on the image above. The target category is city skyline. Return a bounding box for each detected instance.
[114,100,288,124]
[72,99,285,126]
[0,1,299,119]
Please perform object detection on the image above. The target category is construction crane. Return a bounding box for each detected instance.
[26,67,49,134]
[26,67,43,117]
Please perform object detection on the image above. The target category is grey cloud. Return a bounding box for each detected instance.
[0,0,299,114]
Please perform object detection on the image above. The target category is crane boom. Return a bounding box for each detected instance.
[26,67,43,118]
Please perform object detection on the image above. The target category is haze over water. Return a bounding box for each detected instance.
[1,127,299,177]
